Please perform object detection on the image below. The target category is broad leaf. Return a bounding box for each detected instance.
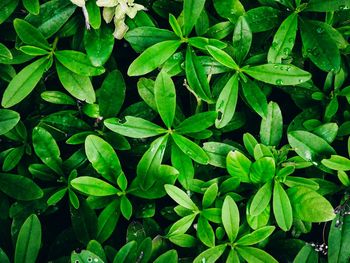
[71,176,120,196]
[273,181,293,231]
[0,109,20,135]
[260,101,283,146]
[222,195,240,242]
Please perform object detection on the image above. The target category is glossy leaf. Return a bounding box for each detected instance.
[71,176,119,196]
[222,195,240,242]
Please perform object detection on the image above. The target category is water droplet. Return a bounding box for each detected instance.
[276,79,283,85]
[283,47,290,55]
[94,259,98,262]
[286,66,291,71]
[316,27,324,34]
[75,260,80,263]
[288,37,294,43]
[87,258,92,262]
[311,48,320,57]
[307,48,313,53]
[273,65,279,69]
[271,42,278,49]
[339,4,346,10]
[298,79,304,83]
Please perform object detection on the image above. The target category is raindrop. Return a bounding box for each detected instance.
[271,42,278,49]
[94,259,98,262]
[276,79,283,85]
[273,65,279,69]
[286,66,291,71]
[75,261,79,263]
[338,5,346,10]
[87,258,92,262]
[298,79,304,83]
[283,47,290,55]
[288,37,294,43]
[316,27,324,34]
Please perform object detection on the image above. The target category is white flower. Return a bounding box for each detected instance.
[70,0,86,7]
[97,0,147,39]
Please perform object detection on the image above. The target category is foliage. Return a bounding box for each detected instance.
[0,0,350,262]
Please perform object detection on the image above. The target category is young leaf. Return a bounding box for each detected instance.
[250,157,275,184]
[169,14,182,38]
[96,200,120,243]
[273,181,293,231]
[202,183,218,208]
[183,0,206,36]
[0,0,19,24]
[0,173,43,201]
[14,19,50,49]
[128,40,181,76]
[305,0,350,12]
[0,43,12,59]
[154,250,178,263]
[71,176,119,196]
[197,215,215,247]
[56,61,96,104]
[293,245,318,263]
[287,186,335,222]
[175,111,217,134]
[0,109,20,135]
[236,226,275,246]
[15,214,41,263]
[226,150,251,182]
[171,133,209,164]
[243,64,312,86]
[171,143,194,190]
[213,0,245,22]
[1,57,48,108]
[85,135,123,183]
[84,24,114,67]
[206,45,239,70]
[241,77,268,118]
[121,196,133,220]
[250,182,273,216]
[321,155,350,171]
[193,244,227,263]
[185,46,213,103]
[328,214,350,263]
[155,71,176,128]
[104,116,167,138]
[268,13,298,64]
[236,246,278,263]
[215,74,239,128]
[23,0,40,15]
[164,184,198,210]
[222,195,240,242]
[232,15,252,64]
[260,101,283,146]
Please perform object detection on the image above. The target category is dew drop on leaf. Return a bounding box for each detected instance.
[276,79,283,85]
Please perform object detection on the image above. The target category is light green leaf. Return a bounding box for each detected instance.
[71,176,119,196]
[260,101,283,146]
[104,116,167,138]
[183,0,206,36]
[287,186,335,222]
[206,45,239,70]
[15,214,41,263]
[226,150,251,182]
[193,244,227,263]
[328,214,350,263]
[1,57,48,108]
[222,195,240,242]
[0,109,20,135]
[155,71,176,128]
[0,43,12,59]
[164,184,198,210]
[14,19,50,49]
[232,15,252,64]
[236,226,275,246]
[250,182,273,216]
[128,40,181,76]
[244,64,312,86]
[250,157,275,184]
[268,13,298,64]
[176,111,217,134]
[236,246,278,263]
[56,61,96,104]
[85,135,123,183]
[241,77,268,118]
[273,181,293,231]
[171,133,209,164]
[321,155,350,171]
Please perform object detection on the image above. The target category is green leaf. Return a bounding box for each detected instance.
[0,43,12,59]
[236,226,275,246]
[197,215,215,247]
[71,176,119,196]
[244,64,312,86]
[321,155,350,171]
[241,77,268,118]
[164,184,198,210]
[176,111,217,134]
[193,244,227,263]
[293,244,319,263]
[136,135,169,190]
[232,15,252,64]
[55,50,105,76]
[23,0,40,15]
[245,6,280,33]
[0,0,19,24]
[273,181,293,231]
[203,142,236,168]
[328,214,350,263]
[154,250,178,263]
[250,157,275,184]
[169,14,182,38]
[0,173,43,200]
[287,186,335,222]
[1,57,48,108]
[288,130,336,163]
[121,196,133,220]
[14,19,50,49]
[0,109,20,135]
[96,200,120,243]
[268,13,298,64]
[305,0,350,12]
[56,61,96,104]
[47,188,67,206]
[222,195,240,242]
[206,45,239,70]
[32,126,63,175]
[202,183,218,208]
[85,135,123,183]
[85,0,101,29]
[213,0,245,22]
[155,71,176,128]
[168,234,197,247]
[250,182,273,216]
[113,241,137,263]
[236,246,278,263]
[260,101,283,146]
[71,250,104,263]
[185,46,213,103]
[168,213,197,236]
[226,150,251,182]
[84,24,114,67]
[25,0,76,38]
[215,74,239,129]
[300,19,340,72]
[171,133,209,164]
[171,143,194,190]
[128,40,181,76]
[41,90,76,105]
[183,0,206,36]
[15,214,41,263]
[104,116,167,138]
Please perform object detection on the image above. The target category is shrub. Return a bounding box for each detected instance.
[0,0,350,262]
